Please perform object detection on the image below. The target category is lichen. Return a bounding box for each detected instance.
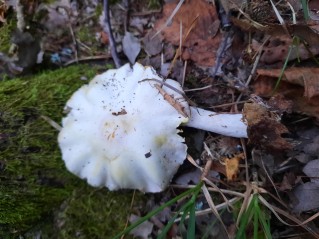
[0,64,144,238]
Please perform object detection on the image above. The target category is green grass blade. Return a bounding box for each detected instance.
[258,207,272,239]
[158,194,196,238]
[236,195,257,239]
[253,206,259,239]
[187,201,196,238]
[301,0,309,20]
[253,196,262,239]
[157,204,189,239]
[272,46,292,94]
[112,182,203,239]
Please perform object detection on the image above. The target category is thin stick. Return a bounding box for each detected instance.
[184,85,212,92]
[208,100,247,109]
[154,84,189,117]
[103,0,122,68]
[139,78,197,107]
[181,60,187,87]
[64,55,109,66]
[174,197,241,222]
[152,0,185,39]
[211,31,231,79]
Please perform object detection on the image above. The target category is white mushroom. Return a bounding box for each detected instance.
[58,63,247,192]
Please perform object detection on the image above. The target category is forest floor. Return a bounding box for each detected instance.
[1,0,319,238]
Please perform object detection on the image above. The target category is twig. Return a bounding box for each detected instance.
[210,31,231,79]
[64,55,109,66]
[103,0,122,68]
[207,100,247,109]
[184,85,211,92]
[131,9,162,16]
[201,143,213,180]
[139,78,198,107]
[154,84,189,118]
[41,115,62,131]
[174,197,241,221]
[152,0,185,39]
[181,60,187,87]
[68,17,78,63]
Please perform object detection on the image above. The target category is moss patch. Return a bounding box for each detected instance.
[0,65,143,238]
[53,186,141,239]
[0,20,15,53]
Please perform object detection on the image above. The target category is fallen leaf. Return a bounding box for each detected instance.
[252,149,275,176]
[130,17,148,33]
[210,161,227,176]
[100,31,109,45]
[224,153,244,181]
[257,68,319,99]
[287,128,319,163]
[303,159,319,184]
[175,168,219,185]
[0,1,8,23]
[142,29,163,56]
[154,0,221,66]
[291,182,319,213]
[174,168,202,185]
[129,214,153,239]
[253,73,319,122]
[36,0,70,32]
[267,94,293,114]
[279,172,296,191]
[251,35,319,65]
[122,31,141,64]
[309,0,319,20]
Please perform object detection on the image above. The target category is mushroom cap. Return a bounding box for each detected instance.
[58,63,189,192]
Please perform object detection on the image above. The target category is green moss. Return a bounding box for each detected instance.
[185,74,199,88]
[148,0,161,9]
[77,26,100,55]
[0,20,15,53]
[54,186,141,239]
[76,4,103,56]
[0,65,143,238]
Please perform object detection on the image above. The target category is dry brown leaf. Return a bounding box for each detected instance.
[257,68,319,99]
[267,94,293,114]
[0,2,8,23]
[154,0,221,66]
[232,16,319,46]
[224,152,244,181]
[251,35,319,65]
[252,74,319,122]
[278,172,296,191]
[210,161,226,176]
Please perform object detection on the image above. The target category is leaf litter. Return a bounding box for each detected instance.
[2,0,319,238]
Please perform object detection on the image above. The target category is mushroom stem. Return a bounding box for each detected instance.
[185,107,248,138]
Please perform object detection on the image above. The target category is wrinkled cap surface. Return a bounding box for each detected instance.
[58,63,189,192]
